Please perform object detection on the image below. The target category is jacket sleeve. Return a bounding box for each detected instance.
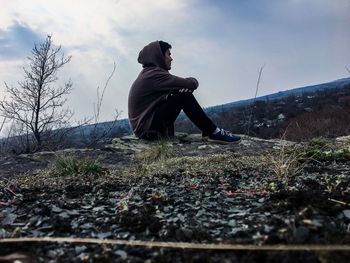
[152,70,199,91]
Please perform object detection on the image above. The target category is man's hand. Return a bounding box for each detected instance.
[179,88,193,93]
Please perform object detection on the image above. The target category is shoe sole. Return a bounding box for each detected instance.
[207,138,241,145]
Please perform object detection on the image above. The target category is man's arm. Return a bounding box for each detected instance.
[152,70,199,92]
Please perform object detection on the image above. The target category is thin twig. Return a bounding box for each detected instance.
[94,62,116,123]
[1,237,350,251]
[346,66,350,75]
[328,198,349,206]
[0,117,6,132]
[247,65,265,135]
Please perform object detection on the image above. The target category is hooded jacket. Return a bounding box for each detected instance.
[128,41,199,138]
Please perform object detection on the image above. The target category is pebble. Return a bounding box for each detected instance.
[114,249,128,260]
[75,245,87,254]
[228,219,236,227]
[343,210,350,219]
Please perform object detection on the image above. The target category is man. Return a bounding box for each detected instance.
[128,40,241,144]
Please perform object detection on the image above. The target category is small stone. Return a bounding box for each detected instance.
[343,210,350,219]
[115,250,128,260]
[51,205,62,213]
[294,226,310,243]
[228,219,236,227]
[47,250,57,258]
[97,232,112,239]
[75,245,87,254]
[175,228,193,240]
[198,145,208,150]
[80,223,93,229]
[231,228,241,235]
[1,213,17,225]
[67,210,80,216]
[120,135,139,142]
[78,253,89,261]
[196,209,205,217]
[311,219,323,227]
[58,212,70,219]
[264,225,273,233]
[258,198,265,203]
[92,206,105,212]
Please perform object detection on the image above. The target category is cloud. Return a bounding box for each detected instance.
[0,0,349,127]
[0,21,44,59]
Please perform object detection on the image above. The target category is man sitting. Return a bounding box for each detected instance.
[128,40,241,144]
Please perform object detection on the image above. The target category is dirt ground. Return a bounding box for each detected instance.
[1,135,350,262]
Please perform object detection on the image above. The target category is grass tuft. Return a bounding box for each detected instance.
[268,140,306,185]
[52,154,108,176]
[135,142,174,163]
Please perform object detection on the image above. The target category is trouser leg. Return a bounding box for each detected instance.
[151,92,216,135]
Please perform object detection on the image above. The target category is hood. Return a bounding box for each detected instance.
[137,41,167,69]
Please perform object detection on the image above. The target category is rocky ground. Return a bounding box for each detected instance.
[1,134,350,262]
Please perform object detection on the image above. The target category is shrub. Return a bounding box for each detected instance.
[283,106,350,141]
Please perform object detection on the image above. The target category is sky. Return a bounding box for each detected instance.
[0,0,349,133]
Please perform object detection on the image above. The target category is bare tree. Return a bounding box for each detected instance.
[0,35,73,151]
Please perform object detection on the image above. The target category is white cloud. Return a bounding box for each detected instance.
[0,0,349,137]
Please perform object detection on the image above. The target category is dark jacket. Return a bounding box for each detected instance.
[128,41,198,138]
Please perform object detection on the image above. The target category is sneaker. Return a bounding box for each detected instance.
[208,128,241,144]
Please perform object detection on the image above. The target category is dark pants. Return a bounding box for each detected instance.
[149,92,216,138]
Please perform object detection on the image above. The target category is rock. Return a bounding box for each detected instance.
[198,145,208,150]
[176,228,193,240]
[228,219,236,227]
[294,226,310,243]
[120,135,139,142]
[67,209,80,216]
[80,223,94,229]
[1,213,17,225]
[92,206,105,212]
[58,212,70,219]
[97,232,113,239]
[343,210,350,219]
[114,250,128,260]
[264,225,273,233]
[75,245,87,254]
[33,151,55,157]
[335,135,350,143]
[47,249,59,258]
[51,205,63,213]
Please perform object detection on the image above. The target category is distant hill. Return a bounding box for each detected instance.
[205,77,350,113]
[175,77,350,140]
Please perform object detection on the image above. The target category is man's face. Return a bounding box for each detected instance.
[164,49,173,70]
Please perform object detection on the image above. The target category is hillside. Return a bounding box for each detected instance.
[207,77,350,111]
[176,77,350,141]
[1,134,350,262]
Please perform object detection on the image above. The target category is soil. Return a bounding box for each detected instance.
[1,135,350,262]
